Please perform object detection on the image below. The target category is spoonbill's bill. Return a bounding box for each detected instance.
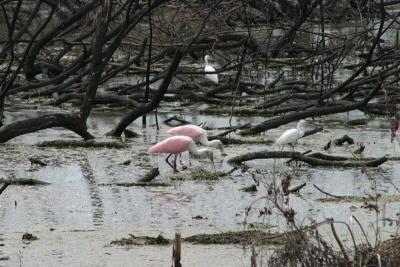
[148,135,215,173]
[275,120,306,148]
[204,55,218,84]
[168,124,224,154]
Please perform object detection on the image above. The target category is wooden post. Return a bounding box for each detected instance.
[172,233,182,267]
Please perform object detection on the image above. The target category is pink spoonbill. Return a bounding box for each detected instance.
[167,124,224,154]
[148,135,215,173]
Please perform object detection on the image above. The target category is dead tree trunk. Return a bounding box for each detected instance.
[107,49,184,137]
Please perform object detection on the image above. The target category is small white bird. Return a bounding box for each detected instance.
[204,55,218,84]
[275,120,306,148]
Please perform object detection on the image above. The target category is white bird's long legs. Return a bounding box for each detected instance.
[273,145,285,175]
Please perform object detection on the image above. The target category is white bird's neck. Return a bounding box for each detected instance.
[189,143,209,158]
[297,123,305,137]
[205,56,209,65]
[205,139,220,148]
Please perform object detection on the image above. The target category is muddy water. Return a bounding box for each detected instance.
[0,108,399,266]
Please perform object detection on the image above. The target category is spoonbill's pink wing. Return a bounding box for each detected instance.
[167,125,205,142]
[148,136,193,154]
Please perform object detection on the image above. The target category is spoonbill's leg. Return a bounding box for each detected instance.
[165,153,176,171]
[179,153,184,166]
[173,154,178,173]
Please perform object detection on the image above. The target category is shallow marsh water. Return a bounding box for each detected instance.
[0,107,400,266]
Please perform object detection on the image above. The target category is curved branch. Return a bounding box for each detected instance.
[0,114,93,143]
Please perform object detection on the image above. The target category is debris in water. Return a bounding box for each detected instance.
[192,215,207,220]
[323,140,331,150]
[37,140,127,149]
[170,168,225,181]
[0,178,49,186]
[111,234,170,246]
[353,142,365,154]
[22,233,38,241]
[333,135,355,146]
[29,157,47,166]
[241,184,257,192]
[184,230,283,245]
[120,159,131,165]
[137,167,159,182]
[124,129,139,138]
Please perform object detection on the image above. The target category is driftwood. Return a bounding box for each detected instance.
[303,127,323,138]
[211,123,252,137]
[137,167,160,183]
[0,178,49,186]
[163,116,191,127]
[228,151,387,167]
[123,129,139,138]
[333,134,355,146]
[324,140,332,150]
[289,182,307,193]
[0,183,9,196]
[353,143,365,154]
[313,184,341,198]
[29,157,47,166]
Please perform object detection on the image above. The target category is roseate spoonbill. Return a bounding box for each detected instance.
[204,55,218,84]
[148,135,215,173]
[167,124,224,154]
[275,120,306,148]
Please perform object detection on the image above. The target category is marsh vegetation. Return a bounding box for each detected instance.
[1,0,400,266]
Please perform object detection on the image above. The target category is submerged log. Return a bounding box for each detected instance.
[289,182,307,193]
[137,167,159,183]
[303,127,323,138]
[0,178,49,186]
[123,129,139,138]
[164,116,191,127]
[333,134,355,145]
[0,183,9,196]
[228,151,387,167]
[29,157,47,166]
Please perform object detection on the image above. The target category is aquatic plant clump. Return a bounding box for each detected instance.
[170,168,226,181]
[110,234,170,246]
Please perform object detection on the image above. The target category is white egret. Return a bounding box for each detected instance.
[204,55,218,84]
[275,120,306,149]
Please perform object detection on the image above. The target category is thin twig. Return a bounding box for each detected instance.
[313,184,341,198]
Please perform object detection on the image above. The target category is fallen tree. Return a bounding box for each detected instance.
[228,151,387,167]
